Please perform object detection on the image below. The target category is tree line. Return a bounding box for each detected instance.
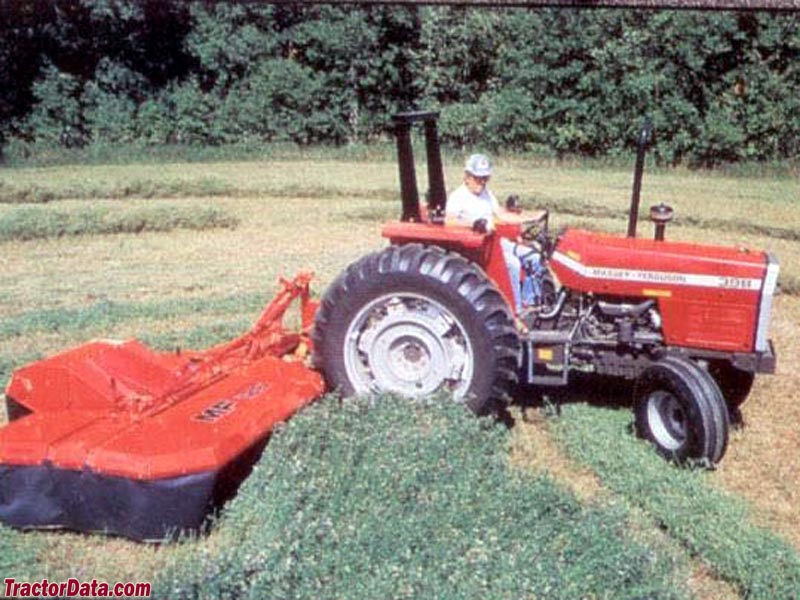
[1,1,798,166]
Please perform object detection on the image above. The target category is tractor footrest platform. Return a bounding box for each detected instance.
[524,336,570,387]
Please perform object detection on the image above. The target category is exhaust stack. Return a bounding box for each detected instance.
[628,116,654,238]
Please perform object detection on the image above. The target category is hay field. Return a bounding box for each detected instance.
[1,155,798,597]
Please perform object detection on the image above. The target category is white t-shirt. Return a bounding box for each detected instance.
[446,184,500,231]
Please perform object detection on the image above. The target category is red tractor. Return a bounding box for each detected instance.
[312,111,779,465]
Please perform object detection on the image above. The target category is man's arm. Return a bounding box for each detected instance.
[488,190,545,225]
[494,208,548,225]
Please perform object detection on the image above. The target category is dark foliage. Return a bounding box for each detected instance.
[1,3,798,166]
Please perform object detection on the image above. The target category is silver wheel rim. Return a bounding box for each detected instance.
[646,391,687,451]
[343,293,474,399]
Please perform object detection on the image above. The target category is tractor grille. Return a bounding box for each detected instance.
[755,253,780,353]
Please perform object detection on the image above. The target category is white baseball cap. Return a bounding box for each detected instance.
[464,154,492,177]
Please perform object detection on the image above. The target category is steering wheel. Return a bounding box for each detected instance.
[520,215,552,256]
[521,219,541,241]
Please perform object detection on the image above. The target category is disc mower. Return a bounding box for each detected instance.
[0,111,779,540]
[0,274,324,540]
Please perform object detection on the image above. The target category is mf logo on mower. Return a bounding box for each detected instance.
[192,381,270,423]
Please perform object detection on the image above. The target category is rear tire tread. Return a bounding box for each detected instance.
[313,243,521,415]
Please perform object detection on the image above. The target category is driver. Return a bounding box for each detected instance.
[446,153,542,315]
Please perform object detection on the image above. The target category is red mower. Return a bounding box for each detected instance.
[0,113,778,540]
[0,274,324,540]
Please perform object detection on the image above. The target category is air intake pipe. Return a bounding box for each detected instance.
[649,203,674,241]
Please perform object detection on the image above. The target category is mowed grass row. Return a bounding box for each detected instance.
[0,397,691,599]
[0,195,382,320]
[0,292,263,340]
[549,404,800,599]
[0,525,41,581]
[156,396,690,600]
[0,161,796,339]
[0,204,237,242]
[1,156,797,234]
[1,158,797,296]
[2,393,797,599]
[0,159,400,204]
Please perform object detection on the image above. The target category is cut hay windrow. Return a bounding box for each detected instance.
[0,293,264,341]
[0,525,42,581]
[156,396,689,600]
[550,404,800,599]
[0,205,238,242]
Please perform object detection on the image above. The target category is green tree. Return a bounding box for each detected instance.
[280,5,420,143]
[222,59,325,144]
[185,2,278,94]
[23,63,87,147]
[82,58,148,144]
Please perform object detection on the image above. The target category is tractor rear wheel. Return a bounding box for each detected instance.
[634,356,730,465]
[312,244,520,415]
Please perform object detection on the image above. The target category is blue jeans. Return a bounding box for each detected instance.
[500,237,542,313]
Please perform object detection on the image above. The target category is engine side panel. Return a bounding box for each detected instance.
[550,229,770,353]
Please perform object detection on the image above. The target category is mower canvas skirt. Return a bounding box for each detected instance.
[0,274,324,541]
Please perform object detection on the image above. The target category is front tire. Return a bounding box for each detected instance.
[312,244,520,415]
[707,360,755,409]
[634,356,730,465]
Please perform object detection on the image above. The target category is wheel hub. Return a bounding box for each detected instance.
[402,342,423,363]
[344,294,473,399]
[646,391,687,451]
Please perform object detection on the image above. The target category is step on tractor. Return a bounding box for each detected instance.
[0,111,778,540]
[312,111,778,467]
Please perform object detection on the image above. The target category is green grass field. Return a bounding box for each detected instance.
[1,153,799,599]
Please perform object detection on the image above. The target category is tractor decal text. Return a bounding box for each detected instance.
[552,252,762,291]
[719,276,759,289]
[192,381,270,423]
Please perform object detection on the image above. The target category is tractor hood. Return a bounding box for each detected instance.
[550,228,779,355]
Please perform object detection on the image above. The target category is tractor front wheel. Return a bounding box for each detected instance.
[707,360,755,409]
[312,244,520,415]
[634,356,730,465]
